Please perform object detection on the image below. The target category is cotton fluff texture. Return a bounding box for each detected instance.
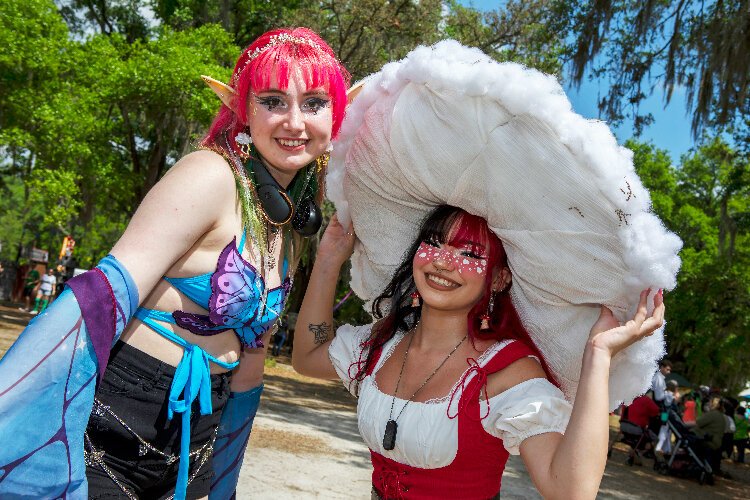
[327,41,682,410]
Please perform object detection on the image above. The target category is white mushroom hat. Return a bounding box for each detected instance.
[327,40,682,409]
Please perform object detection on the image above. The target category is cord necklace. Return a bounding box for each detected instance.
[383,328,468,451]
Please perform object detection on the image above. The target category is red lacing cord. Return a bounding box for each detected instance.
[447,358,491,421]
[380,469,407,499]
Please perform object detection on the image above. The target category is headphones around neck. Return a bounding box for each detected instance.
[249,156,323,237]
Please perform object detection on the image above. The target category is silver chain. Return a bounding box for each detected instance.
[388,328,468,424]
[86,399,217,499]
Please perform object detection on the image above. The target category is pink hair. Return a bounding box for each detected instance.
[202,27,350,151]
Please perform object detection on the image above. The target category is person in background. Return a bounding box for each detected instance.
[694,396,728,476]
[666,380,680,410]
[722,400,736,459]
[682,393,697,425]
[18,266,40,312]
[30,268,57,314]
[733,406,748,463]
[651,359,672,404]
[617,395,660,465]
[652,359,673,457]
[272,316,289,356]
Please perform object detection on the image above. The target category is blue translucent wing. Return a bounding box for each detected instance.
[0,257,137,499]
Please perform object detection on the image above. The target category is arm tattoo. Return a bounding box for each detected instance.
[309,322,332,345]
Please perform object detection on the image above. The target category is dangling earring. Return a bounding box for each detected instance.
[235,130,252,160]
[316,144,333,172]
[480,291,496,331]
[410,291,421,308]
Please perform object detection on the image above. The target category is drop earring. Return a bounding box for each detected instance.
[316,144,333,172]
[410,291,421,307]
[480,291,496,330]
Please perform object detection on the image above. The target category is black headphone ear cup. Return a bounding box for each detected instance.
[292,199,323,236]
[257,185,293,224]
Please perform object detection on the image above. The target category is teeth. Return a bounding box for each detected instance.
[427,274,458,287]
[278,139,307,147]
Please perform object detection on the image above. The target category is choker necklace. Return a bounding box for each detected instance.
[383,329,468,451]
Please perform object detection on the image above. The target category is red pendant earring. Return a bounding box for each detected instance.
[410,291,421,307]
[480,291,496,330]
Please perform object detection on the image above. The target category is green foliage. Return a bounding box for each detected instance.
[561,0,750,136]
[27,168,82,231]
[630,137,750,392]
[283,0,569,81]
[0,0,240,267]
[153,0,303,48]
[444,0,567,75]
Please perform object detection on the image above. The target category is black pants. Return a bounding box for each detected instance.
[734,437,748,463]
[86,341,231,499]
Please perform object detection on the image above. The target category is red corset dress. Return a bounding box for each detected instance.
[328,324,572,500]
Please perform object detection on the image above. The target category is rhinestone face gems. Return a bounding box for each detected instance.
[414,242,487,276]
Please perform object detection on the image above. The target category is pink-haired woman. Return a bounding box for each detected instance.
[90,28,349,500]
[0,27,348,500]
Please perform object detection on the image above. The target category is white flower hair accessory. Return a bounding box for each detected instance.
[235,132,252,145]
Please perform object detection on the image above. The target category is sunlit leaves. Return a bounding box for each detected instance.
[630,137,750,391]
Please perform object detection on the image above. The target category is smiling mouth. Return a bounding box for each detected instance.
[276,138,308,147]
[426,273,460,288]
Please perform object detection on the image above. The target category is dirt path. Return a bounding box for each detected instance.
[246,362,750,499]
[1,303,749,499]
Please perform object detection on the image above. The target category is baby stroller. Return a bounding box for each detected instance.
[607,406,656,466]
[654,410,714,485]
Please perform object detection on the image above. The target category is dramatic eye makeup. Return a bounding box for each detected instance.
[254,95,286,111]
[253,91,330,115]
[414,242,488,275]
[458,243,486,260]
[301,97,330,114]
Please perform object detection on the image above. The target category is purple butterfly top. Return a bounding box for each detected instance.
[173,238,290,348]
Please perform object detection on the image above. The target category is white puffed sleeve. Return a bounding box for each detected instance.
[482,378,572,455]
[327,323,374,396]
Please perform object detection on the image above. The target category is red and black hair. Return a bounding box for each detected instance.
[354,205,555,383]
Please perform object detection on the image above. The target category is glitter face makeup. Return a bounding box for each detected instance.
[414,241,488,275]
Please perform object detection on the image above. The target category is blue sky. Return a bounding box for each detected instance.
[458,0,696,162]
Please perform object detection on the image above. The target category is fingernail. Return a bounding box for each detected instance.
[658,288,664,296]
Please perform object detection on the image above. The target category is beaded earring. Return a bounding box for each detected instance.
[480,291,496,330]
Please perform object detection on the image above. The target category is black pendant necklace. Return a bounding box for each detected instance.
[383,329,468,451]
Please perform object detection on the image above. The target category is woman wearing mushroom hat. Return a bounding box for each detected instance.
[292,41,681,498]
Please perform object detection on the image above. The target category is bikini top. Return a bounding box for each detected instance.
[136,230,291,350]
[132,231,291,499]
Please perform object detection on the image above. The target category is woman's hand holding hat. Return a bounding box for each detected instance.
[318,213,356,269]
[587,289,665,359]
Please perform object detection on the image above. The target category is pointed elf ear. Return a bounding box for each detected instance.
[346,80,365,105]
[201,75,237,111]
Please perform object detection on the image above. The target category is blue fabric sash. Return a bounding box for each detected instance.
[133,308,239,500]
